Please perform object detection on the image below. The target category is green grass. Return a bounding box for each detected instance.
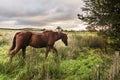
[0,30,116,80]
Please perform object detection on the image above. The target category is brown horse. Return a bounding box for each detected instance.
[9,30,68,62]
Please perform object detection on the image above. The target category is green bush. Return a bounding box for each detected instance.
[60,54,103,80]
[74,34,107,53]
[0,35,8,46]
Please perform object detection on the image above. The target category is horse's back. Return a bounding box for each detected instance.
[16,30,32,39]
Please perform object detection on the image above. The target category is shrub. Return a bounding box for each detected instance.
[75,35,107,53]
[60,54,103,80]
[0,34,9,46]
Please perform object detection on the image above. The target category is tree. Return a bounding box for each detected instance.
[56,26,63,32]
[78,0,120,50]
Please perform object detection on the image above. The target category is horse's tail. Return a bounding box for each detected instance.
[9,32,20,51]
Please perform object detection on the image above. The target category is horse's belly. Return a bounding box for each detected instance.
[29,42,47,48]
[29,34,48,48]
[30,45,46,48]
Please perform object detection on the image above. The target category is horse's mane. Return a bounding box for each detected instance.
[43,30,54,33]
[43,30,66,35]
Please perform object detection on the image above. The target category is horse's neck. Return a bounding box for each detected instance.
[43,31,62,41]
[52,32,61,41]
[57,32,62,40]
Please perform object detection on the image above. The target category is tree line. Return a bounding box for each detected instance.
[78,0,120,50]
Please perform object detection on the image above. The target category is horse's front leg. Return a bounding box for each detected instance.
[52,46,58,56]
[45,46,51,59]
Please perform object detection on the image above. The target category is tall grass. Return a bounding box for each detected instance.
[0,36,8,46]
[0,30,115,80]
[73,33,108,54]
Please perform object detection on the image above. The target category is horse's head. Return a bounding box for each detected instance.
[60,32,68,46]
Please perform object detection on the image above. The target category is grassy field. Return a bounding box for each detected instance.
[0,29,119,80]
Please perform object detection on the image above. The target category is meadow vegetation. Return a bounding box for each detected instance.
[0,29,119,80]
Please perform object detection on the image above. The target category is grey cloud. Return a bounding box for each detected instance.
[0,0,49,17]
[17,20,47,26]
[0,0,83,28]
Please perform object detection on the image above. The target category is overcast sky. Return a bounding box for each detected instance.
[0,0,86,30]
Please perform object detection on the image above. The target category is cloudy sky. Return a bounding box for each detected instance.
[0,0,86,30]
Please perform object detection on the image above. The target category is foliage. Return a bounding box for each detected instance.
[0,36,8,46]
[60,54,103,80]
[0,47,109,80]
[74,33,107,53]
[56,26,63,31]
[78,0,120,50]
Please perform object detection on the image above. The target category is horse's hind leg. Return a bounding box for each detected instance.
[22,47,26,59]
[10,47,20,63]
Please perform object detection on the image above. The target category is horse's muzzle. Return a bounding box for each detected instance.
[65,43,68,46]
